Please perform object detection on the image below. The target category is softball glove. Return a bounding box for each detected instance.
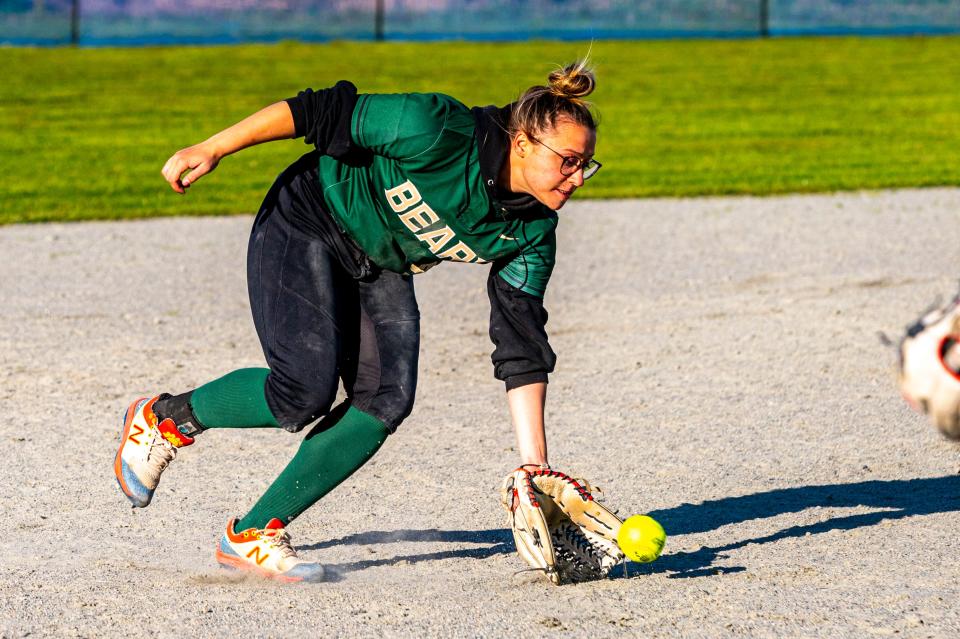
[898,287,960,439]
[500,467,624,585]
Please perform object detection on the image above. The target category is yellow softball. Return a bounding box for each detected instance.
[617,515,666,563]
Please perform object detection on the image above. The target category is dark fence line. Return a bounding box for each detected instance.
[3,1,960,47]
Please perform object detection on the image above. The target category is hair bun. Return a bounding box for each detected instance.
[548,60,596,100]
[509,58,598,137]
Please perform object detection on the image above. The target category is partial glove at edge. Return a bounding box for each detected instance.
[898,287,960,439]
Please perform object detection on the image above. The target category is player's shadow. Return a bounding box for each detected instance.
[632,474,960,579]
[300,528,515,580]
[300,475,960,582]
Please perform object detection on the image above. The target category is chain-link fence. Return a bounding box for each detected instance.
[4,1,960,46]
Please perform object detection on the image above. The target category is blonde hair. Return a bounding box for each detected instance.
[508,59,598,138]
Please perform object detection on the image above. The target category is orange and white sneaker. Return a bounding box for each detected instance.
[215,518,326,583]
[114,396,194,508]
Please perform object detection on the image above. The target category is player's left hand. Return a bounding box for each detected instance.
[897,287,960,439]
[500,467,624,585]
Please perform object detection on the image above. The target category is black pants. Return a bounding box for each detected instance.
[247,167,420,433]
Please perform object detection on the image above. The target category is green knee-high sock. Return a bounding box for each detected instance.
[235,404,389,531]
[190,368,280,429]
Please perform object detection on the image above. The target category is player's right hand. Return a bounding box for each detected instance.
[162,143,221,194]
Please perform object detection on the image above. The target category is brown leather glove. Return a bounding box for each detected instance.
[500,467,624,585]
[898,288,960,439]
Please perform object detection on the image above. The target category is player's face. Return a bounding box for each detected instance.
[516,119,597,211]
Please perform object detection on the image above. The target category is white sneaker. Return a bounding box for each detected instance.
[215,518,326,582]
[114,396,194,508]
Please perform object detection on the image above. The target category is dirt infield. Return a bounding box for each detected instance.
[2,189,959,638]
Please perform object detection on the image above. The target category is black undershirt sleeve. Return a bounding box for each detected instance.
[487,268,556,390]
[284,80,360,160]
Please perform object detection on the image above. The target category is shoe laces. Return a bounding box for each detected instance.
[145,428,177,470]
[259,528,298,561]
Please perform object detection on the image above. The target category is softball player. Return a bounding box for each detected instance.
[114,60,601,582]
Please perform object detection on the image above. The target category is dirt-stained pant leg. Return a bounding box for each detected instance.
[247,202,356,432]
[346,271,420,433]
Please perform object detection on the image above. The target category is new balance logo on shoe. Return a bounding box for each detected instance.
[247,546,269,566]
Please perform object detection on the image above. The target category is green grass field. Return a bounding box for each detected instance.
[3,37,960,223]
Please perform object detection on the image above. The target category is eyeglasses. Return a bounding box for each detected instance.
[530,136,602,180]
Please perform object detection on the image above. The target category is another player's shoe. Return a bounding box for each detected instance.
[114,396,194,508]
[215,518,326,583]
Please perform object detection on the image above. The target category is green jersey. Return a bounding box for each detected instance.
[316,92,557,298]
